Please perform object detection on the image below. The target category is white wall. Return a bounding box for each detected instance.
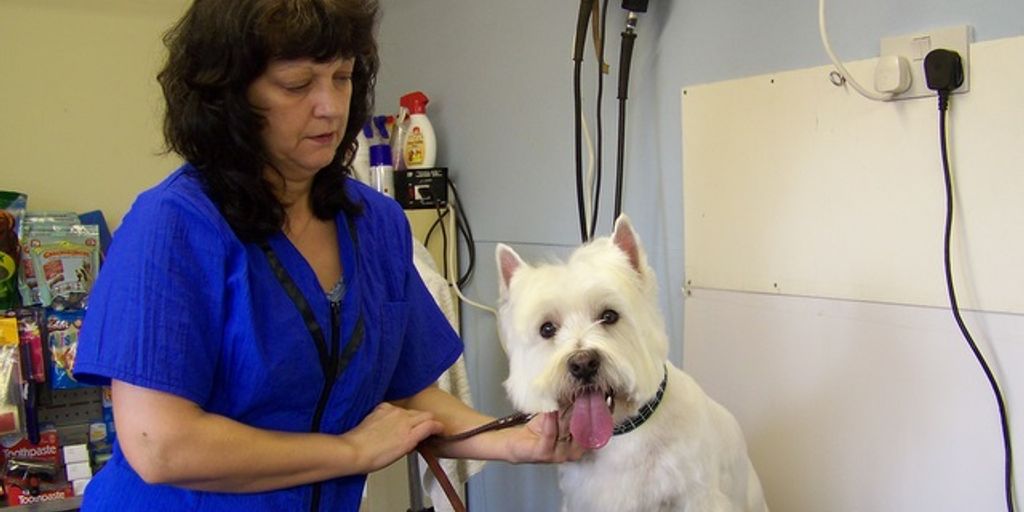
[376,1,1024,510]
[677,37,1024,510]
[685,288,1023,511]
[682,37,1024,315]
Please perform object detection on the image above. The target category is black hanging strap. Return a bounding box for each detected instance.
[260,240,332,368]
[258,214,363,383]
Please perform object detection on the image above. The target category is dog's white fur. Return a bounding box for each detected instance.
[496,215,768,512]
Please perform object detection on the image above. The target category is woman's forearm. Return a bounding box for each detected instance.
[113,381,366,493]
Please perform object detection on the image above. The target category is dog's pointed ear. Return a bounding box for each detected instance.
[496,243,525,298]
[612,214,644,273]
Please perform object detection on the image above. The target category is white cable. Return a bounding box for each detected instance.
[442,205,498,317]
[582,112,596,236]
[818,0,892,101]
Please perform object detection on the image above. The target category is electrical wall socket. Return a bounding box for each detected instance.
[879,25,972,101]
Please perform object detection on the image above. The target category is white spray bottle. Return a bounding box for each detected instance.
[391,106,409,171]
[351,122,373,186]
[399,91,437,169]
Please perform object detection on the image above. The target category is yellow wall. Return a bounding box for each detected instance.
[0,0,188,229]
[0,4,442,509]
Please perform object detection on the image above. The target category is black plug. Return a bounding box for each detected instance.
[924,49,963,91]
[622,0,649,12]
[924,49,964,111]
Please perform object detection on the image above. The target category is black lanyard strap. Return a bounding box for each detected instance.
[261,241,332,366]
[336,313,365,379]
[258,215,363,384]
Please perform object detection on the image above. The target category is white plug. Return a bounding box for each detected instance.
[874,55,912,94]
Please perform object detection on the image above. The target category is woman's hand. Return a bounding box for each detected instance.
[505,411,586,464]
[394,386,588,464]
[341,402,444,473]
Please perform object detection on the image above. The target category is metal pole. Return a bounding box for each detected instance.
[406,453,432,512]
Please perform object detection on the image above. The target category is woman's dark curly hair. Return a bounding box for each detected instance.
[158,0,378,241]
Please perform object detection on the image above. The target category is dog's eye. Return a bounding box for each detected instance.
[599,309,619,325]
[539,322,558,339]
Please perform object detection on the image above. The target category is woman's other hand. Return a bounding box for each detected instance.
[341,402,444,473]
[506,411,586,464]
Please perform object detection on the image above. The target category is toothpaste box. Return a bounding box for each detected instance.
[2,426,73,506]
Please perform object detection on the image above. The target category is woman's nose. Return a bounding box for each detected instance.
[311,83,347,118]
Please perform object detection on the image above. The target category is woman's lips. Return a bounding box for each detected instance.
[309,132,336,144]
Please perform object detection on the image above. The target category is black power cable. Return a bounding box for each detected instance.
[424,205,451,250]
[613,15,637,220]
[926,48,1015,512]
[613,1,648,220]
[447,178,476,288]
[434,202,450,281]
[422,181,477,289]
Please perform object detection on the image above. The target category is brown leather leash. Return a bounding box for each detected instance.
[414,412,535,512]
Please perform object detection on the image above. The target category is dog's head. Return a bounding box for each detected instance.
[495,215,668,449]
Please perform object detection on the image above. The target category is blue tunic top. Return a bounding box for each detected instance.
[73,165,463,511]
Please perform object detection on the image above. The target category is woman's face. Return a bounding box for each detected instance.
[247,57,355,182]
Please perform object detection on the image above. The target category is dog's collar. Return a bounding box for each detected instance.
[612,366,668,436]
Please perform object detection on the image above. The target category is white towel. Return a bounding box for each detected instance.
[411,237,485,511]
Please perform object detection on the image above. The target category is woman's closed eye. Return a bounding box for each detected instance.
[282,81,311,92]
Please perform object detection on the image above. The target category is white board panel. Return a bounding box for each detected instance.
[683,288,1022,511]
[682,36,1024,314]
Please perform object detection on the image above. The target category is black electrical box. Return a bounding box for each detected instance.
[393,167,448,209]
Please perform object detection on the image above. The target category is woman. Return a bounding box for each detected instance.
[74,1,580,510]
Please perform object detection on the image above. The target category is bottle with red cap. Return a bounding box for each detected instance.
[399,91,437,169]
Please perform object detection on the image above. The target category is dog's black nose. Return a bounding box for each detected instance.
[568,350,601,381]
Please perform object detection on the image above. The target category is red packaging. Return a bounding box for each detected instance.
[1,427,73,506]
[5,483,74,506]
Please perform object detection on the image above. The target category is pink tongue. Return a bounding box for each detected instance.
[569,390,613,449]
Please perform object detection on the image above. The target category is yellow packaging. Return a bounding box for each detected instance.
[0,318,22,436]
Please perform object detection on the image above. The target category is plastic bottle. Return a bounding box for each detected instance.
[390,106,409,170]
[351,122,372,186]
[369,115,394,197]
[399,91,437,169]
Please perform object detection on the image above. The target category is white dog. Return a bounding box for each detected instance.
[495,215,768,512]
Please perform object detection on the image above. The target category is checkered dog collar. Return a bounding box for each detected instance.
[612,366,668,436]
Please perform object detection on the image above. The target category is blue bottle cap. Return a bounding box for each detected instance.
[369,144,392,166]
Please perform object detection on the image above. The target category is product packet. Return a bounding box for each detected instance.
[0,192,27,310]
[0,318,25,438]
[2,309,45,384]
[3,309,45,444]
[28,225,100,310]
[1,425,73,506]
[45,310,88,390]
[77,210,111,259]
[88,386,116,473]
[18,214,79,307]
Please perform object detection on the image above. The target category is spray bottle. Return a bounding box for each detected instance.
[399,91,437,169]
[390,106,409,170]
[351,122,373,186]
[369,115,394,197]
